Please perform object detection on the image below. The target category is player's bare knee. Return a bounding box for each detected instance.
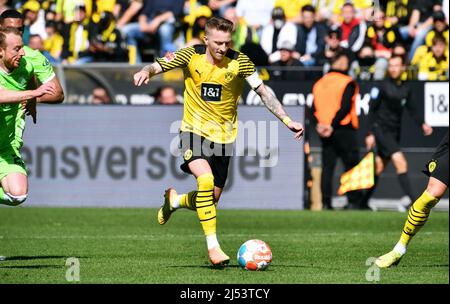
[426,179,447,199]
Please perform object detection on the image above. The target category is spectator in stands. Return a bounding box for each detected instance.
[337,2,366,54]
[292,5,327,66]
[314,28,345,74]
[116,0,142,30]
[352,43,377,80]
[121,0,184,63]
[43,1,58,23]
[269,40,305,81]
[55,0,87,24]
[315,0,338,24]
[60,4,91,64]
[260,6,297,63]
[90,87,111,104]
[399,0,443,62]
[28,33,59,63]
[223,6,258,50]
[273,0,309,24]
[235,0,275,38]
[183,3,212,46]
[425,10,449,48]
[208,0,237,17]
[23,0,47,41]
[381,0,410,28]
[330,0,374,25]
[43,20,63,63]
[88,11,128,62]
[417,35,449,80]
[153,85,180,105]
[365,9,402,79]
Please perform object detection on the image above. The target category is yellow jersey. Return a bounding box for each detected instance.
[156,45,256,144]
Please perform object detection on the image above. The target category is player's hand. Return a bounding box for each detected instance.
[365,134,375,150]
[287,121,304,140]
[34,82,56,98]
[422,123,433,136]
[21,99,37,124]
[134,70,150,86]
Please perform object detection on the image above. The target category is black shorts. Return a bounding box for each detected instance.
[373,126,401,159]
[423,132,449,186]
[179,132,232,188]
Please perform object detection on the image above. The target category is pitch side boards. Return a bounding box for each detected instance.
[22,105,305,209]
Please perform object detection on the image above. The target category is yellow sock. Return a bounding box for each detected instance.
[195,173,216,236]
[399,190,439,247]
[179,191,197,211]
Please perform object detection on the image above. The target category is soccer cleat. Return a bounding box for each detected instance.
[208,246,230,267]
[375,250,403,268]
[157,188,177,225]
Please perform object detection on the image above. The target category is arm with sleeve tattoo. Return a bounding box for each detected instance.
[254,83,304,140]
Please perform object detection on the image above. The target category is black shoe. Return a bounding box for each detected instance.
[322,204,334,210]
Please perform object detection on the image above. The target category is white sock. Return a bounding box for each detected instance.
[393,242,407,256]
[171,195,181,209]
[206,234,220,250]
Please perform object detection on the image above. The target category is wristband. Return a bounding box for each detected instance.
[282,117,292,126]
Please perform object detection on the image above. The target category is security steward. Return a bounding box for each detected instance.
[311,50,366,210]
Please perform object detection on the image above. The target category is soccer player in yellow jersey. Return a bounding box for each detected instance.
[134,17,304,266]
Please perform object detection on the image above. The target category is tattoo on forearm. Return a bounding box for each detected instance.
[142,64,157,76]
[260,90,288,120]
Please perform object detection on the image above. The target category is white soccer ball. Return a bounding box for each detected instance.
[237,239,272,271]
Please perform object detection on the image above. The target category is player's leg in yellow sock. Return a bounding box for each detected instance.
[376,190,440,268]
[195,173,216,237]
[398,190,439,249]
[178,191,197,211]
[195,173,229,266]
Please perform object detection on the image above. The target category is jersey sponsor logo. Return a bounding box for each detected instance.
[163,52,176,63]
[43,59,50,66]
[201,83,222,102]
[428,160,437,173]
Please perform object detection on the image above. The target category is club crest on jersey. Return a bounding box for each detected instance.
[224,71,235,81]
[163,52,176,63]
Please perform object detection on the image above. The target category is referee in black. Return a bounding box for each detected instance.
[365,55,433,205]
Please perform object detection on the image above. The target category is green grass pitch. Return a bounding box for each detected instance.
[0,207,448,284]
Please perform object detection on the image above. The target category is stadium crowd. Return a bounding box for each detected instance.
[0,0,448,81]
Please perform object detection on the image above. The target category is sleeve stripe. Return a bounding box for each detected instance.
[156,47,195,71]
[237,53,256,78]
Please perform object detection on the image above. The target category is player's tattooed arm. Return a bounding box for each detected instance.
[142,62,163,77]
[255,83,289,122]
[134,62,163,86]
[255,83,304,140]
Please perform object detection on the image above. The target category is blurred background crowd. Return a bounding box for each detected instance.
[1,0,448,81]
